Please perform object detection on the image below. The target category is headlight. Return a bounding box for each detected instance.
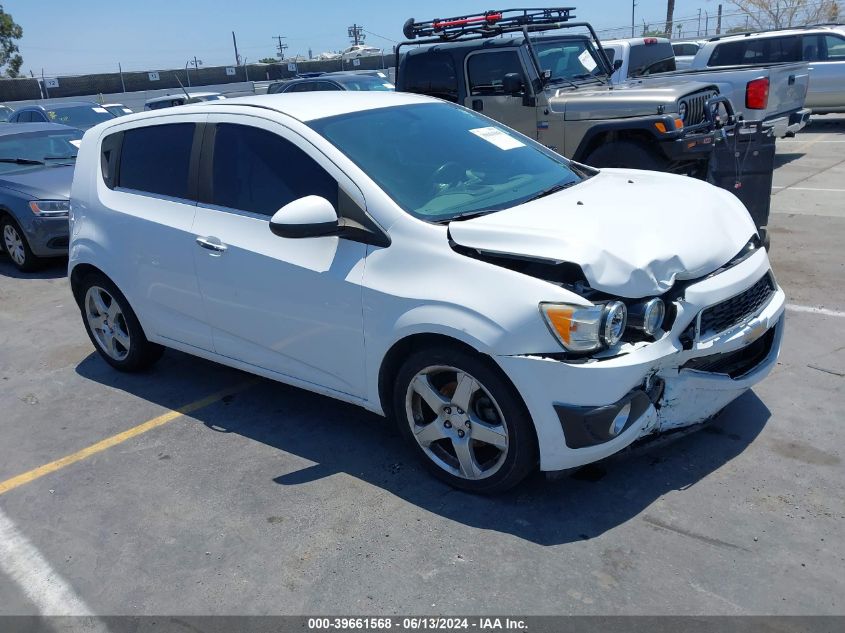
[628,298,665,336]
[541,301,627,352]
[678,101,687,121]
[29,200,70,218]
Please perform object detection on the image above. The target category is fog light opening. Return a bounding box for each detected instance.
[609,402,632,437]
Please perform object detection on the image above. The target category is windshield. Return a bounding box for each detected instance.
[340,76,395,91]
[47,105,115,128]
[308,103,585,222]
[534,39,606,81]
[0,129,82,172]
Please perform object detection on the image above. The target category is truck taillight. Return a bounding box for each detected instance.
[746,78,769,110]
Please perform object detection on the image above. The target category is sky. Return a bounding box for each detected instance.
[6,0,730,76]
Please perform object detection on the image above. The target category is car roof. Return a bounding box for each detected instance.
[108,92,436,126]
[15,101,100,112]
[709,26,843,42]
[144,92,219,104]
[0,122,82,136]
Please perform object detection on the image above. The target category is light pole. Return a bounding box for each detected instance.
[631,0,637,37]
[185,57,202,88]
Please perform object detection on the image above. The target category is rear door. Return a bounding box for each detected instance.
[463,49,539,139]
[802,32,845,110]
[191,115,367,397]
[98,117,213,351]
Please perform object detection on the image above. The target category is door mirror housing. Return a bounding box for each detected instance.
[502,73,524,96]
[269,196,339,239]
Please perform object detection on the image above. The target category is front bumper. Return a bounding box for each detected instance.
[23,215,70,257]
[496,248,785,472]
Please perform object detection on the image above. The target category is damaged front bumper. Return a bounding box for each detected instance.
[495,247,786,472]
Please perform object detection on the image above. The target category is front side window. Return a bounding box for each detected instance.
[402,51,459,103]
[823,34,845,60]
[209,123,337,216]
[309,103,586,222]
[118,123,195,199]
[467,51,526,96]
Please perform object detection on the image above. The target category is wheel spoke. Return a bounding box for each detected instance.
[414,418,446,446]
[90,290,109,317]
[112,328,130,350]
[107,300,121,321]
[469,414,508,450]
[412,374,449,413]
[450,372,477,412]
[453,438,482,478]
[88,314,107,331]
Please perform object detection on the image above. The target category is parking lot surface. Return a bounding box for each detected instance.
[1,117,843,616]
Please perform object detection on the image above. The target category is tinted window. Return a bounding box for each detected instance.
[336,76,394,91]
[13,111,32,122]
[118,123,195,199]
[673,43,700,56]
[284,82,313,93]
[46,105,115,127]
[402,51,459,102]
[314,81,342,91]
[628,42,676,76]
[0,128,82,174]
[824,34,845,60]
[467,51,525,95]
[709,36,801,66]
[309,103,585,222]
[210,123,337,216]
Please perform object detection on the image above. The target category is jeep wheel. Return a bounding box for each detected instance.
[585,140,669,172]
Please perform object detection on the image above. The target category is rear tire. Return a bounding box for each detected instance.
[77,272,164,372]
[393,346,537,494]
[585,140,669,171]
[1,217,40,272]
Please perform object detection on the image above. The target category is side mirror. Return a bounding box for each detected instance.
[613,59,624,72]
[269,195,339,239]
[502,73,524,96]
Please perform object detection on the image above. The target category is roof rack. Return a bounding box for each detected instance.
[402,7,576,41]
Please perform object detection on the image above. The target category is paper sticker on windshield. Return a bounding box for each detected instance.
[469,127,525,150]
[578,49,597,72]
[92,107,108,113]
[70,139,82,148]
[383,83,395,89]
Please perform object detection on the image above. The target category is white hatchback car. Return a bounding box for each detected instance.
[69,92,785,493]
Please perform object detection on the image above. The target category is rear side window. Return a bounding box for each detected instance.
[209,123,337,216]
[467,51,526,95]
[118,123,195,199]
[708,36,801,66]
[673,43,700,56]
[402,51,459,102]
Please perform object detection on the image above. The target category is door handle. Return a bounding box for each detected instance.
[196,236,227,253]
[472,99,484,111]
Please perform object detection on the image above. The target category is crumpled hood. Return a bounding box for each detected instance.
[448,169,757,298]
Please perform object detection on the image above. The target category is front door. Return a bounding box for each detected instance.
[191,115,367,398]
[463,50,540,139]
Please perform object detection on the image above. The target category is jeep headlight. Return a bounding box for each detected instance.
[540,301,628,352]
[678,101,687,122]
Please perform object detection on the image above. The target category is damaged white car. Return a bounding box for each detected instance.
[69,92,785,493]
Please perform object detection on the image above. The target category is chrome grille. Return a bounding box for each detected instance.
[699,274,775,337]
[679,89,718,125]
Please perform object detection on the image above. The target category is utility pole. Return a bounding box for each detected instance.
[716,4,723,35]
[118,62,126,93]
[232,31,240,65]
[697,8,702,37]
[631,0,636,37]
[348,23,364,46]
[665,0,675,37]
[705,11,710,37]
[273,35,288,59]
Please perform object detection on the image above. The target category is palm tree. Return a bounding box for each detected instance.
[665,0,676,37]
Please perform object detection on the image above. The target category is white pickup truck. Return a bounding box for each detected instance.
[601,37,811,137]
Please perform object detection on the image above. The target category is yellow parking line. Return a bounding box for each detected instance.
[0,381,256,496]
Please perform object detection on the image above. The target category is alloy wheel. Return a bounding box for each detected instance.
[84,286,131,361]
[405,365,509,480]
[3,223,26,267]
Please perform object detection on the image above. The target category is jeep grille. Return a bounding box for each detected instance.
[680,89,719,125]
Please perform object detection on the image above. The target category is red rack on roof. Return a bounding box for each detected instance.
[402,7,576,41]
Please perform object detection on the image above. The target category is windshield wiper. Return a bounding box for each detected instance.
[0,157,45,165]
[439,209,494,224]
[572,73,607,85]
[44,155,77,160]
[525,181,578,202]
[547,76,580,90]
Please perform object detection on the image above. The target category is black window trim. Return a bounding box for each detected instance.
[103,120,205,202]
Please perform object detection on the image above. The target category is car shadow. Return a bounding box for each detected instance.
[774,151,805,168]
[804,116,845,133]
[75,349,770,546]
[0,254,67,280]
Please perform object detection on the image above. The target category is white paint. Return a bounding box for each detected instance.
[787,303,845,318]
[0,509,96,616]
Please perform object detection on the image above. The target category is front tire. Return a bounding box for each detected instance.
[78,272,164,372]
[393,346,537,493]
[2,217,40,272]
